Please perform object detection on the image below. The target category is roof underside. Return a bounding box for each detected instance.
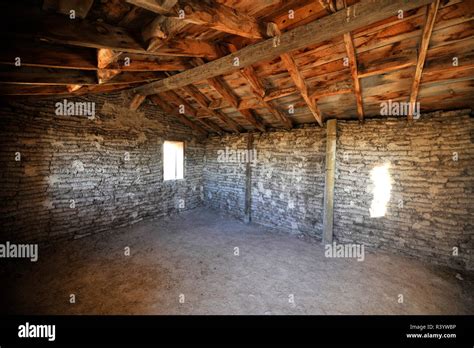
[1,0,473,134]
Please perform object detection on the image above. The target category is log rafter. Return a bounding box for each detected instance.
[126,0,264,39]
[149,94,208,136]
[130,0,435,129]
[343,32,364,121]
[408,0,440,120]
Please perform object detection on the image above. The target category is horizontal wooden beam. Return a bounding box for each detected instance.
[6,6,218,59]
[0,66,164,85]
[0,82,145,96]
[1,40,190,71]
[127,0,263,39]
[132,0,434,97]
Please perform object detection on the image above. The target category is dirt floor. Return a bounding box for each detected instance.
[2,208,473,315]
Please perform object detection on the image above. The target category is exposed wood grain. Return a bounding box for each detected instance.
[182,84,243,133]
[149,93,208,136]
[129,94,146,110]
[127,0,264,39]
[408,0,440,120]
[132,0,434,100]
[97,48,122,69]
[163,90,224,134]
[343,32,364,121]
[97,69,121,84]
[7,7,218,58]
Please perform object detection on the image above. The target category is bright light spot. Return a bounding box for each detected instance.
[163,141,184,181]
[369,163,391,218]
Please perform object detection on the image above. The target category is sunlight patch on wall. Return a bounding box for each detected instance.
[369,163,392,218]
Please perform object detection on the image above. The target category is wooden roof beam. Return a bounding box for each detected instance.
[1,40,190,72]
[149,94,208,136]
[129,94,146,110]
[162,90,225,134]
[142,16,187,52]
[279,51,323,126]
[131,0,434,102]
[408,0,440,120]
[7,6,218,59]
[343,32,364,121]
[0,82,144,96]
[205,75,266,132]
[265,22,323,126]
[263,87,298,101]
[192,58,265,132]
[182,84,243,133]
[226,44,292,130]
[127,0,263,39]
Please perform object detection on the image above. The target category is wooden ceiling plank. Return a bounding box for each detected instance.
[1,40,189,72]
[131,0,434,107]
[408,0,440,120]
[343,32,364,121]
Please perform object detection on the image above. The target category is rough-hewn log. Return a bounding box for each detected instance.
[244,132,254,223]
[7,7,218,59]
[129,94,146,110]
[227,44,292,129]
[127,0,263,39]
[343,32,364,121]
[206,75,266,132]
[323,119,337,244]
[162,90,225,134]
[408,0,440,120]
[182,85,243,133]
[131,0,434,97]
[149,94,208,136]
[279,51,323,126]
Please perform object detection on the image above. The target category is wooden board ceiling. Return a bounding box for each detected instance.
[1,0,473,135]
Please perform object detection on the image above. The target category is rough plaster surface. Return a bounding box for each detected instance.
[2,209,472,315]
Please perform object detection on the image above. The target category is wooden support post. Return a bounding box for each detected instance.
[323,119,337,244]
[244,132,254,223]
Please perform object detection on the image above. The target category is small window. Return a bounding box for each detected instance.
[163,141,184,181]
